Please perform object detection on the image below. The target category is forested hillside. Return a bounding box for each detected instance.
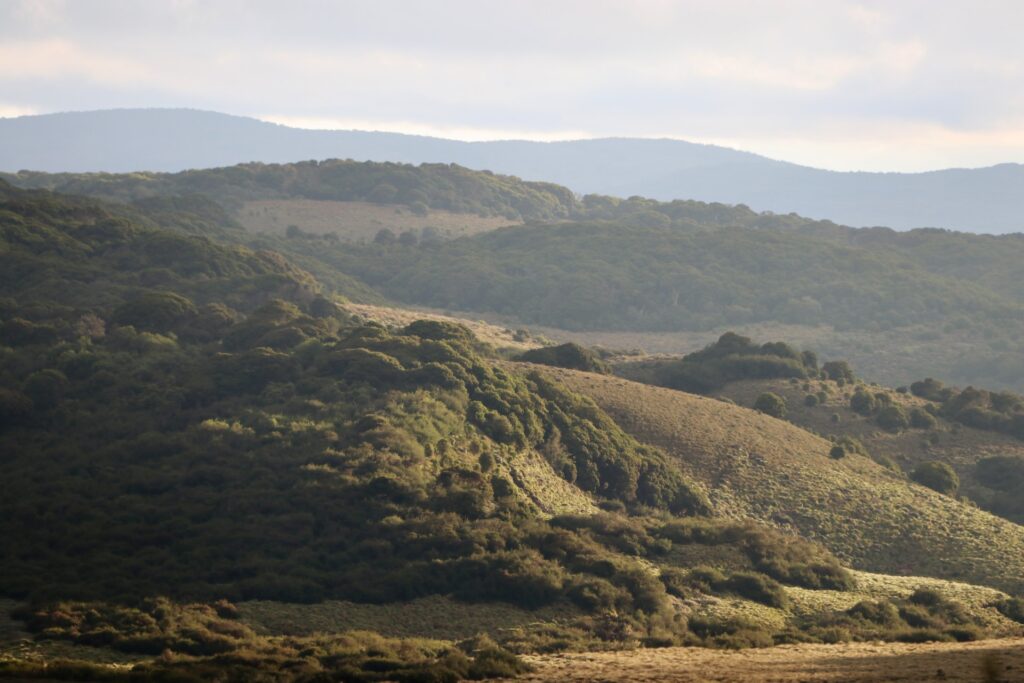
[6,183,1024,680]
[6,163,1024,394]
[3,160,579,222]
[331,221,1020,332]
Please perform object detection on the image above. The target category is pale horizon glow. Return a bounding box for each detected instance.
[3,0,1024,173]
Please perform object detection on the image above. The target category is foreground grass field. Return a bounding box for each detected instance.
[511,637,1024,682]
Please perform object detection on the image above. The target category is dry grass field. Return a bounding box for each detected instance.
[716,377,1024,513]
[238,199,520,241]
[532,365,1024,594]
[511,638,1024,682]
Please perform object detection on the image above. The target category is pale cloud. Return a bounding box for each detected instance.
[0,39,151,84]
[260,115,595,142]
[0,103,38,118]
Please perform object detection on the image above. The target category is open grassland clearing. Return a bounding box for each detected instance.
[238,199,520,241]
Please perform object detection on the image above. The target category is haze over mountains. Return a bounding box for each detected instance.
[3,108,1024,234]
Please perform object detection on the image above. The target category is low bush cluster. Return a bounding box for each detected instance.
[6,599,530,682]
[655,333,817,394]
[515,342,611,374]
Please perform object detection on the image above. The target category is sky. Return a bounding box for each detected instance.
[2,0,1024,172]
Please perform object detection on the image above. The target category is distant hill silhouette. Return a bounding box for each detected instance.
[2,108,1023,233]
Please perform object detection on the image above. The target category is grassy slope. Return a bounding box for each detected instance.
[536,366,1024,594]
[716,377,1024,517]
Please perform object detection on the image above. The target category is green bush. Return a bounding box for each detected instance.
[910,378,946,401]
[111,291,197,332]
[516,343,610,374]
[656,333,814,394]
[909,407,938,429]
[975,455,1024,493]
[996,597,1024,624]
[850,389,877,416]
[911,461,960,496]
[822,361,855,383]
[754,392,787,418]
[876,405,910,432]
[722,571,789,609]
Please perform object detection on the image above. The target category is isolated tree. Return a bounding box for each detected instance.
[373,228,397,245]
[876,405,910,432]
[754,392,787,418]
[850,389,876,416]
[910,407,937,430]
[822,360,855,383]
[910,377,945,401]
[911,461,959,496]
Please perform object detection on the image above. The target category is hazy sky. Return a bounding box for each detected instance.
[2,0,1023,171]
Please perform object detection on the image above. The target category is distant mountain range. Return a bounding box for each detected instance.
[2,108,1023,233]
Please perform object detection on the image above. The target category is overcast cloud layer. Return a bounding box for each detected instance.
[2,0,1023,171]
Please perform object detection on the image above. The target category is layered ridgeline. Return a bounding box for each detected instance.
[3,183,1024,680]
[5,109,1024,233]
[6,162,1024,392]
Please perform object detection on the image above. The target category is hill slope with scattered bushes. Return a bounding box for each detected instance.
[542,365,1024,595]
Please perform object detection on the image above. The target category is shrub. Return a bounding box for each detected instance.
[909,408,937,430]
[910,377,946,401]
[829,445,846,459]
[911,461,959,496]
[723,572,789,609]
[516,343,610,374]
[876,405,910,432]
[753,392,786,418]
[804,394,819,407]
[975,455,1024,493]
[112,291,197,332]
[996,597,1024,624]
[850,389,876,416]
[822,361,855,383]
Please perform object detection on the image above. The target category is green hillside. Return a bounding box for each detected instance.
[9,162,1024,394]
[6,184,1024,680]
[330,221,1019,332]
[3,160,580,222]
